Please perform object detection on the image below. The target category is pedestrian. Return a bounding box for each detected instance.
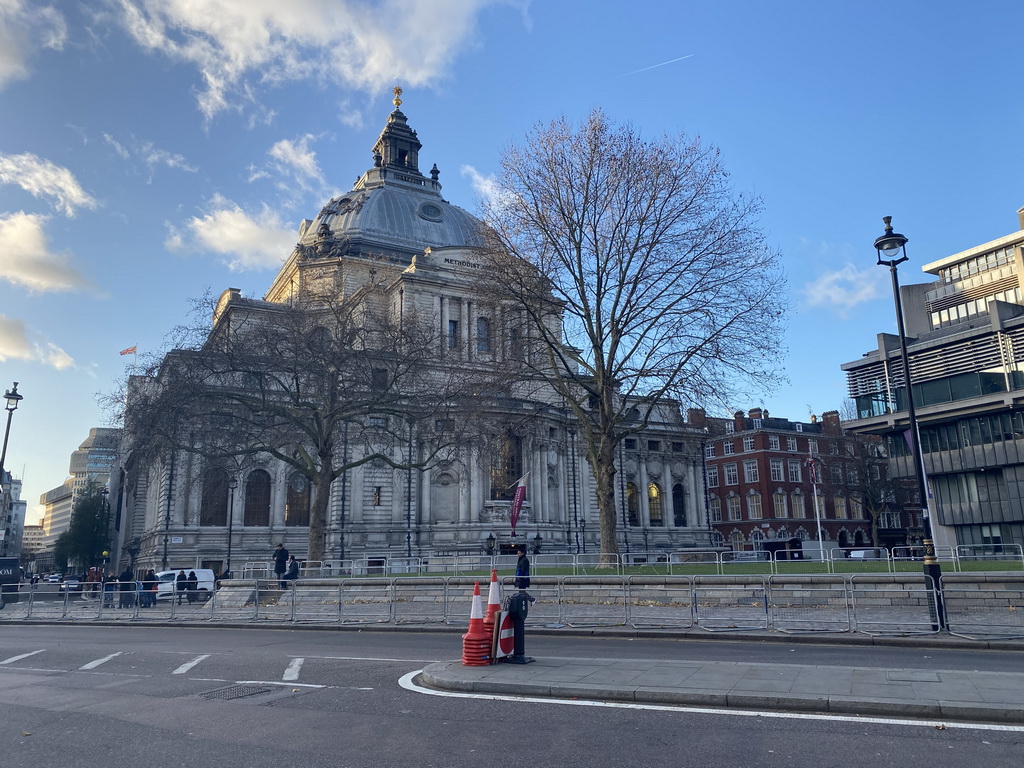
[119,566,135,608]
[514,547,531,590]
[186,570,198,604]
[103,571,117,608]
[272,543,289,589]
[285,555,300,584]
[175,569,187,605]
[142,569,158,607]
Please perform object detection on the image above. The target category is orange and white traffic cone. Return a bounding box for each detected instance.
[483,569,501,634]
[461,582,491,666]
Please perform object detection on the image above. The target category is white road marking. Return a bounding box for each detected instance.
[398,671,1024,734]
[300,655,442,663]
[0,649,46,665]
[236,680,325,689]
[283,658,304,681]
[172,654,211,675]
[79,652,123,670]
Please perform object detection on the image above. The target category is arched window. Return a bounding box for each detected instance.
[243,470,271,526]
[626,482,639,526]
[776,526,790,540]
[672,483,686,527]
[490,432,522,500]
[476,316,491,353]
[286,472,311,527]
[795,527,809,540]
[854,529,866,546]
[750,529,766,550]
[648,483,664,526]
[200,468,228,526]
[710,531,725,547]
[729,530,745,550]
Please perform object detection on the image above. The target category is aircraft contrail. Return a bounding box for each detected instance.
[620,54,694,77]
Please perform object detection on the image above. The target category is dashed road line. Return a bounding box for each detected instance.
[0,649,46,665]
[283,657,304,681]
[79,652,123,670]
[172,654,211,675]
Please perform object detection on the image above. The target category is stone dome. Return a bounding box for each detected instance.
[300,98,486,259]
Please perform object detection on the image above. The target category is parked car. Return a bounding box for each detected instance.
[155,569,216,602]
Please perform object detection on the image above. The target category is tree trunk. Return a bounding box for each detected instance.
[588,434,620,565]
[307,467,333,563]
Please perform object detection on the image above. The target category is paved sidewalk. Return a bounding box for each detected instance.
[418,655,1024,724]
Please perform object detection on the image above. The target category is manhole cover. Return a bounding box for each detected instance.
[200,685,275,700]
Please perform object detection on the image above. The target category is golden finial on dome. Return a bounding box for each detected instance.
[392,85,403,108]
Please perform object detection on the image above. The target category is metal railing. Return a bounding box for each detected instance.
[7,573,1024,639]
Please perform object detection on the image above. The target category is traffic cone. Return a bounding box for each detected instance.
[461,582,491,666]
[483,569,501,633]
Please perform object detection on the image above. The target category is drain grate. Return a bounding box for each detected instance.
[200,684,275,700]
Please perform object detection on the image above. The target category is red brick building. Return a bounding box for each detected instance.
[690,408,910,555]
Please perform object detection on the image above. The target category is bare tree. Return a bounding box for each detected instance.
[123,283,490,563]
[479,110,787,559]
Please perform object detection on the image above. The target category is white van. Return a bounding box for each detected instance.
[849,548,886,561]
[155,569,216,602]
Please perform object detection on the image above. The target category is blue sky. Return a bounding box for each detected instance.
[2,1,1022,523]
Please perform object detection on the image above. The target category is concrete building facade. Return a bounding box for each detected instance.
[118,100,712,574]
[842,208,1024,549]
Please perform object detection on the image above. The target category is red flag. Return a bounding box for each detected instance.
[119,346,137,356]
[509,473,528,537]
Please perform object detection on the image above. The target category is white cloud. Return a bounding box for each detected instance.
[461,163,507,210]
[174,194,296,270]
[114,0,507,120]
[0,152,97,217]
[103,133,197,180]
[268,134,324,190]
[802,262,883,314]
[0,211,94,293]
[0,314,76,369]
[0,1,67,89]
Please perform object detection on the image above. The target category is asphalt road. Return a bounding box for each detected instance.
[1,625,1021,768]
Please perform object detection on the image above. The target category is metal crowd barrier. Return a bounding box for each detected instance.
[561,576,627,627]
[693,575,769,632]
[849,574,942,635]
[942,575,1024,639]
[768,575,851,633]
[626,575,694,629]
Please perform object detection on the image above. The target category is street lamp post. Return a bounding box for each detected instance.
[226,476,237,578]
[874,216,945,628]
[0,382,24,557]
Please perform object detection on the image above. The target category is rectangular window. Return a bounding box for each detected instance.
[723,441,735,455]
[786,437,797,451]
[709,497,722,522]
[725,422,735,434]
[625,438,637,450]
[371,368,388,391]
[808,439,818,454]
[705,444,716,458]
[747,494,762,519]
[770,459,784,482]
[830,441,839,455]
[773,493,788,518]
[671,442,684,452]
[791,493,806,518]
[834,496,848,519]
[743,460,759,483]
[648,440,661,452]
[830,465,842,483]
[752,418,762,429]
[725,463,738,485]
[769,435,780,450]
[447,319,459,349]
[727,496,742,520]
[369,416,388,427]
[706,467,719,488]
[742,436,755,452]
